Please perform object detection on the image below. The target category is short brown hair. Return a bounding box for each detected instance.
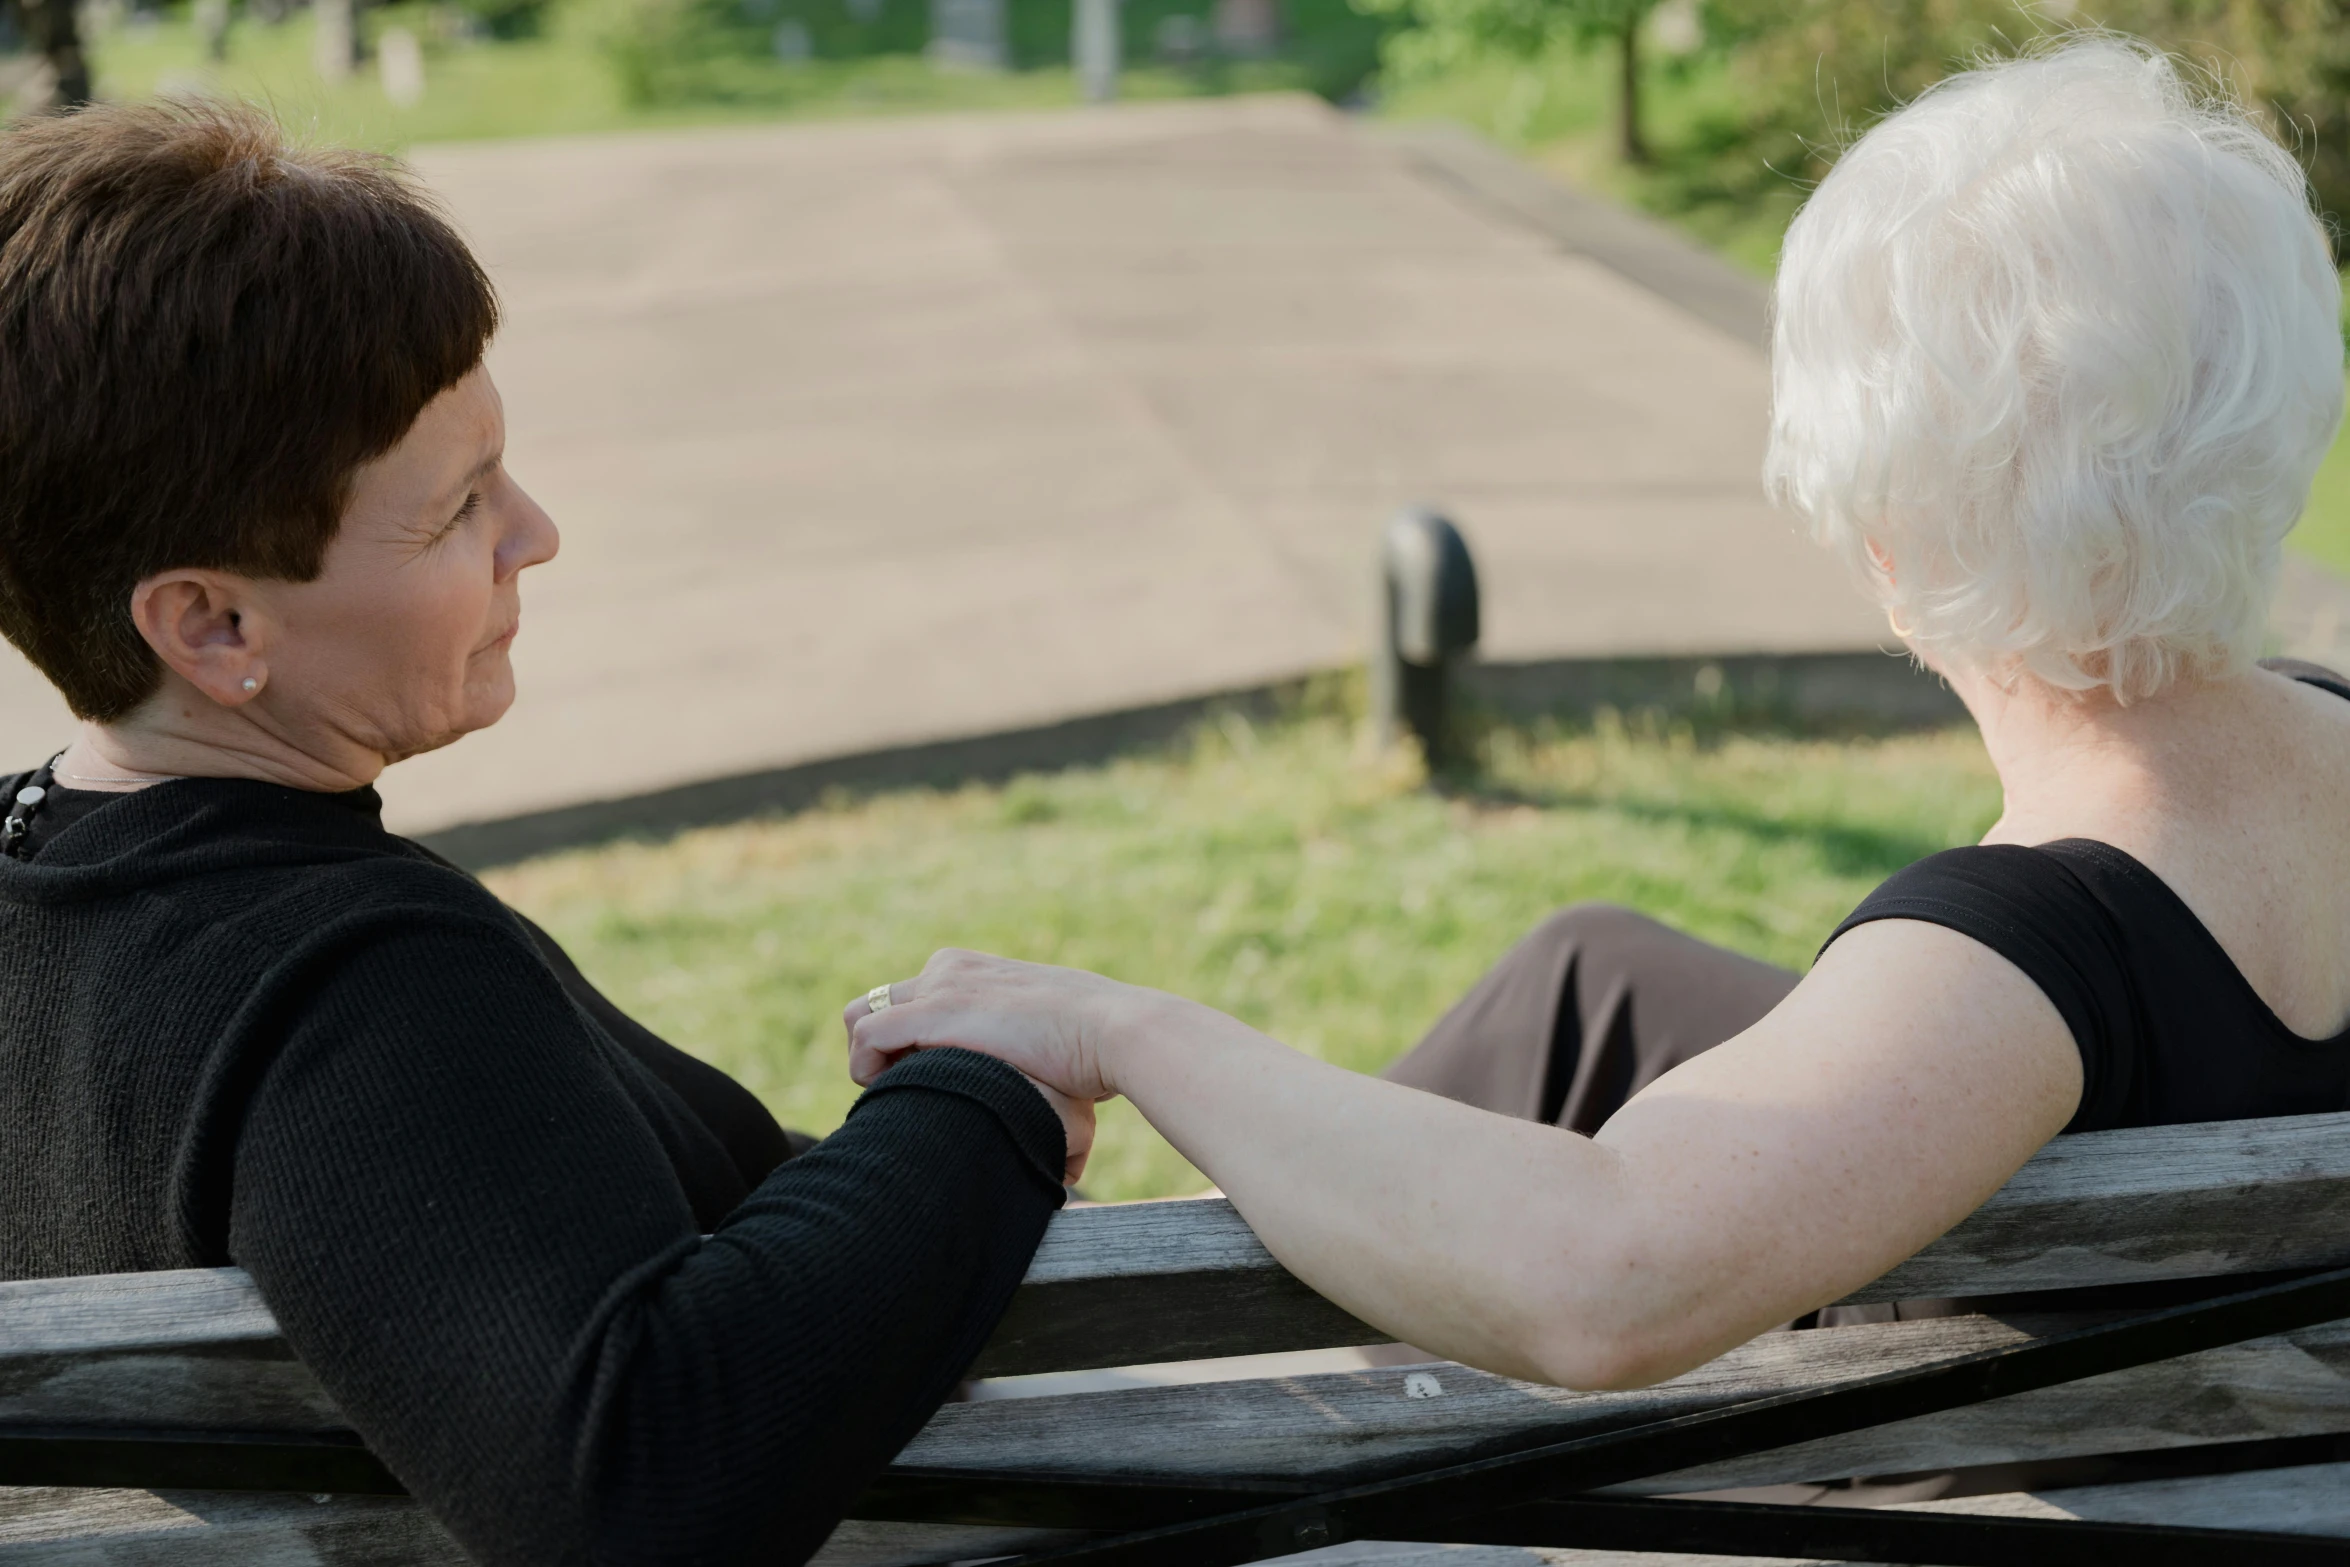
[0,99,499,721]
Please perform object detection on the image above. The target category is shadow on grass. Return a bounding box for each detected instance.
[433,664,1979,874]
[1434,693,1982,878]
[1440,772,1966,880]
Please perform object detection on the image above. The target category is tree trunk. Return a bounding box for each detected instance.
[1618,9,1647,166]
[21,0,90,110]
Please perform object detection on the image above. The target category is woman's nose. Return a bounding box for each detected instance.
[495,481,562,580]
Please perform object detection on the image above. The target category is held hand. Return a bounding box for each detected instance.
[842,948,1137,1103]
[1024,1072,1097,1186]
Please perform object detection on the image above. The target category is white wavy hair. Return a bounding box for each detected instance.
[1764,38,2344,700]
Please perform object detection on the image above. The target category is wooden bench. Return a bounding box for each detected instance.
[9,1110,2350,1565]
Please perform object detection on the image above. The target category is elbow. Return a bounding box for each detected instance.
[1521,1322,1690,1392]
[1509,1237,1719,1392]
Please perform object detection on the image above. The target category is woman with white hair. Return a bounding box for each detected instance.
[844,37,2350,1394]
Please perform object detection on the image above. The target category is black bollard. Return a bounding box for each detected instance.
[1371,507,1480,769]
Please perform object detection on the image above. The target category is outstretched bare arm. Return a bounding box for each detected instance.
[846,918,2080,1390]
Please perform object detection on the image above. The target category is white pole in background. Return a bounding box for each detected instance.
[313,0,357,79]
[1074,0,1118,102]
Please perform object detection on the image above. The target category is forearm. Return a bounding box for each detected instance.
[1100,969,2078,1389]
[853,929,2083,1394]
[1102,991,1653,1387]
[587,1052,1066,1564]
[247,1052,1063,1566]
[237,926,1069,1567]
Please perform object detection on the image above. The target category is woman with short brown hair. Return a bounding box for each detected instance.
[0,100,1090,1567]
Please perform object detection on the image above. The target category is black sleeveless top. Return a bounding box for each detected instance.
[1825,659,2350,1135]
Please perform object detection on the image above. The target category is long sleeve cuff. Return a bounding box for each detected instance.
[850,1047,1068,1194]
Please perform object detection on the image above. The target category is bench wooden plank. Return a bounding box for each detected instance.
[990,1108,2350,1370]
[904,1315,2350,1494]
[0,1486,1074,1567]
[16,1456,2350,1567]
[997,1108,2350,1369]
[6,1109,2350,1566]
[11,1112,2350,1391]
[38,1315,2296,1561]
[0,1485,468,1565]
[1853,1111,2350,1304]
[1359,1464,2350,1567]
[1481,1461,2350,1567]
[1896,1457,2350,1535]
[0,1270,274,1356]
[977,1197,1378,1375]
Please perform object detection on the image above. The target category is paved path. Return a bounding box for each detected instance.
[0,98,1938,833]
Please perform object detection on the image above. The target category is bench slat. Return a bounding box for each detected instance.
[9,1113,2350,1385]
[14,1456,2350,1567]
[1470,1463,2350,1567]
[0,1269,273,1357]
[907,1315,2350,1494]
[990,1108,2350,1371]
[0,1486,1069,1567]
[18,1312,2342,1524]
[7,1108,2350,1550]
[978,1199,1373,1375]
[1892,1458,2350,1538]
[0,1485,467,1566]
[1854,1110,2350,1304]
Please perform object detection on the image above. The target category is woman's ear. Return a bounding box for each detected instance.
[128,570,270,707]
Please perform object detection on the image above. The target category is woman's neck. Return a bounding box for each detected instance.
[62,676,386,795]
[1951,663,2286,847]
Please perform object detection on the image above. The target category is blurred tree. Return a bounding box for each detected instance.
[2110,0,2350,249]
[1213,0,1282,55]
[1708,0,2350,243]
[459,0,557,35]
[1705,0,2027,189]
[1362,0,1661,161]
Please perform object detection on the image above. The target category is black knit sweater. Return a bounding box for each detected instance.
[0,774,1068,1567]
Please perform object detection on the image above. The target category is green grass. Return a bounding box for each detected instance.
[89,3,1151,146]
[485,692,2001,1202]
[97,3,655,145]
[83,0,1379,149]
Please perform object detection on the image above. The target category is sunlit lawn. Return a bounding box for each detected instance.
[85,0,1359,148]
[487,696,2001,1201]
[92,4,1147,146]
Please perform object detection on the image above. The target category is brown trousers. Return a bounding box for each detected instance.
[1382,901,1949,1333]
[1383,903,1799,1136]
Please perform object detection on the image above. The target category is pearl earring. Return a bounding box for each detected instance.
[241,677,260,694]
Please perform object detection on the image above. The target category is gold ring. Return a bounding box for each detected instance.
[865,982,895,1015]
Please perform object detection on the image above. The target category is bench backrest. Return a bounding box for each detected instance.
[6,1110,2350,1564]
